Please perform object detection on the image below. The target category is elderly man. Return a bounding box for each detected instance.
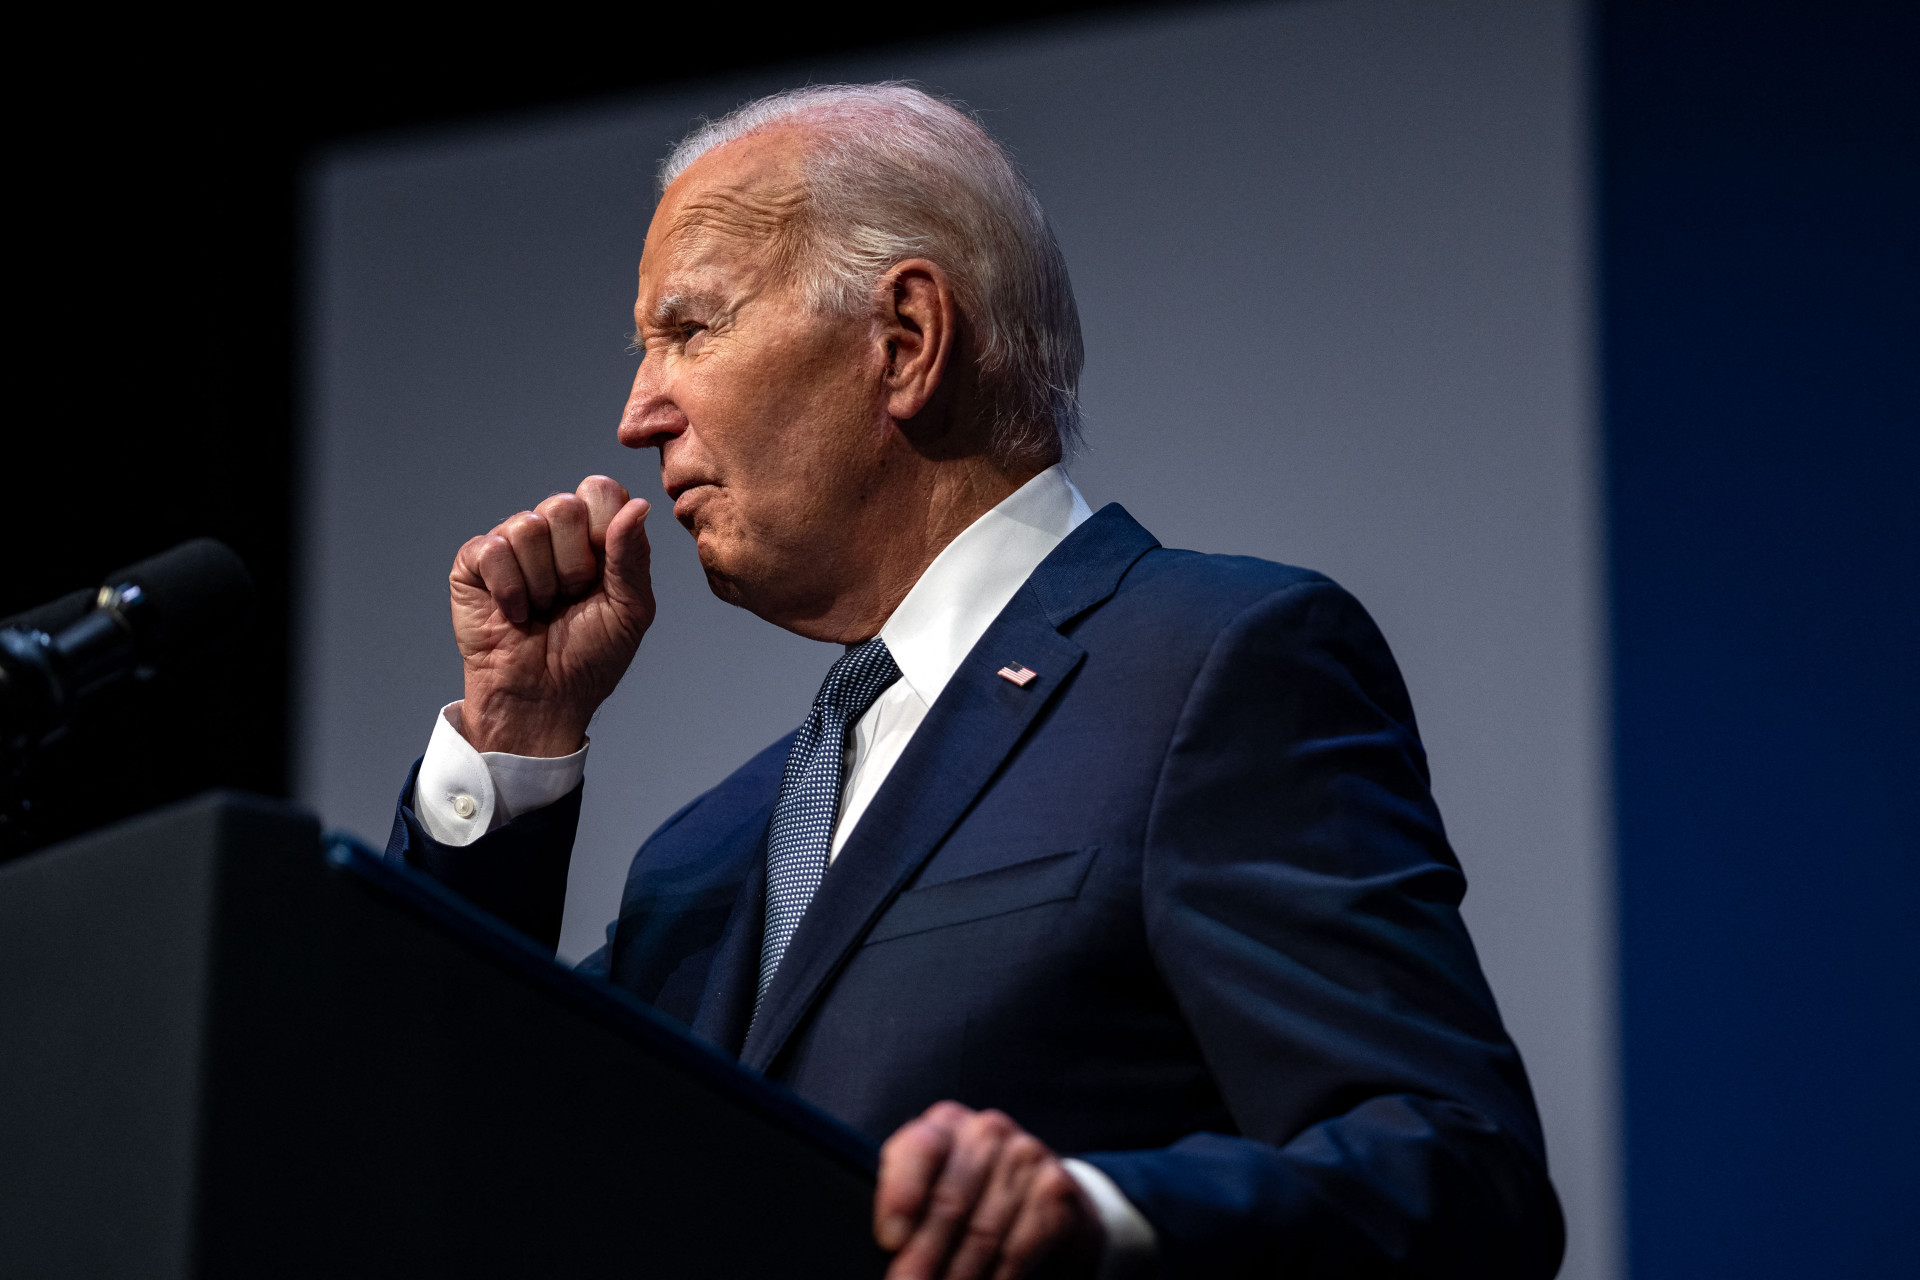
[387,85,1564,1279]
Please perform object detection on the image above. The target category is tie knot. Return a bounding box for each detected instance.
[815,637,902,724]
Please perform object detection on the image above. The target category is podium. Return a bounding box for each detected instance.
[0,792,888,1279]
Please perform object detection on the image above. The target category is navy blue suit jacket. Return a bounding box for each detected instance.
[389,505,1564,1277]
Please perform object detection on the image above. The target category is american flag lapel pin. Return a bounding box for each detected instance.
[997,663,1038,688]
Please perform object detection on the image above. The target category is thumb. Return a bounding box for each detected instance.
[602,498,654,614]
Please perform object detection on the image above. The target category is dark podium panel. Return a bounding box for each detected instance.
[0,792,887,1279]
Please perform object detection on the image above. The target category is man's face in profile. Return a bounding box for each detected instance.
[619,128,897,634]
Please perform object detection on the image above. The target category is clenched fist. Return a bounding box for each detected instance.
[877,1103,1102,1280]
[450,474,655,756]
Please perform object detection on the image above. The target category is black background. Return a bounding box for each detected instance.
[3,3,1149,848]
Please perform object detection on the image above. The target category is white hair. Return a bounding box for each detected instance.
[660,84,1084,465]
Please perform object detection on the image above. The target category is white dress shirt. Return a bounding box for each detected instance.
[414,465,1154,1275]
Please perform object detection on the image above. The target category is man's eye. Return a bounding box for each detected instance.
[683,326,709,356]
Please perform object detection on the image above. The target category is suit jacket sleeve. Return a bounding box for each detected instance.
[385,757,584,955]
[1082,579,1565,1278]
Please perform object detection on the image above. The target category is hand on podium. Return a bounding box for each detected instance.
[877,1102,1101,1280]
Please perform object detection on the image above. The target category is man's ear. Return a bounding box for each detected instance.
[879,259,956,422]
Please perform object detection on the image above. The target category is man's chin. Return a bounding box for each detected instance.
[698,555,844,640]
[695,544,778,615]
[699,563,751,610]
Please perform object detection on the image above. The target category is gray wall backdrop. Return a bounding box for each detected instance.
[304,2,1612,1275]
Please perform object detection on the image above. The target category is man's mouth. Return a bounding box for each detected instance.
[671,482,715,526]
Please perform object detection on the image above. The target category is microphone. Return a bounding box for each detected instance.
[0,539,255,762]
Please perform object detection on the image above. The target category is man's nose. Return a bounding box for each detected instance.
[618,359,685,452]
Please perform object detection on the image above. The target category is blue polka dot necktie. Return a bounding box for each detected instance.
[753,637,903,1027]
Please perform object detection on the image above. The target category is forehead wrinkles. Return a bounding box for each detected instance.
[656,181,810,281]
[668,179,806,239]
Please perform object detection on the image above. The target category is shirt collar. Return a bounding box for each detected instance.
[878,464,1092,708]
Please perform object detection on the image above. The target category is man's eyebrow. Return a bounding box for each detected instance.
[644,290,725,329]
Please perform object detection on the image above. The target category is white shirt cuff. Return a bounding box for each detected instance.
[1062,1158,1157,1280]
[414,701,588,847]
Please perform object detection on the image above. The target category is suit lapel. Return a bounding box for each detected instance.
[739,594,1083,1071]
[688,815,770,1056]
[736,504,1161,1073]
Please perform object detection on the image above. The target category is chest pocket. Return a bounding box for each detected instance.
[865,846,1098,945]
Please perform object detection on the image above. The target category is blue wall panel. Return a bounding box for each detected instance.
[1600,2,1918,1275]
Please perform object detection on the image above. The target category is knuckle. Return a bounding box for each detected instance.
[978,1110,1015,1137]
[453,539,487,577]
[890,1118,939,1151]
[1005,1134,1045,1167]
[959,1111,1012,1152]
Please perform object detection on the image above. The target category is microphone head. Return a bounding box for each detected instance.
[103,538,255,661]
